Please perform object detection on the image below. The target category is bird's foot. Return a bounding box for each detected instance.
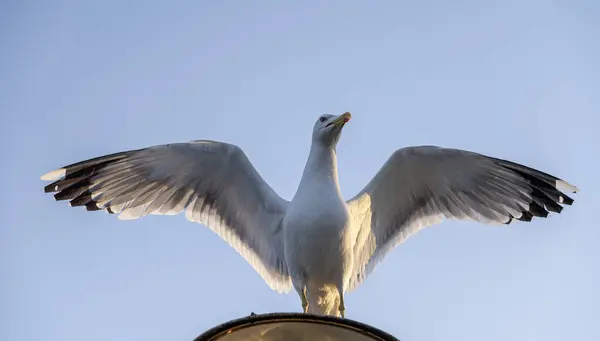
[301,287,309,313]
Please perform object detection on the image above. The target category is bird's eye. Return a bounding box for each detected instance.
[319,116,327,123]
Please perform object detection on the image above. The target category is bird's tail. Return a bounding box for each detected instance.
[307,286,341,317]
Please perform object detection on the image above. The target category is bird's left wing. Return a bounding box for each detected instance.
[345,146,578,291]
[41,140,293,292]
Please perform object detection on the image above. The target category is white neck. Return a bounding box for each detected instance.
[295,143,341,197]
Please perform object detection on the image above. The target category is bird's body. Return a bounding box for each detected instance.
[41,112,578,317]
[284,142,352,315]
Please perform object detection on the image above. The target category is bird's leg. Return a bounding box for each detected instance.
[301,286,309,313]
[339,294,346,318]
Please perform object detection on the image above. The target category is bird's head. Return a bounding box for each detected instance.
[312,112,352,147]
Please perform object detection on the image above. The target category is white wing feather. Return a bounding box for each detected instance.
[345,146,578,291]
[41,140,292,293]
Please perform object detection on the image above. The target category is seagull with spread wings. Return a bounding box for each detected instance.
[41,112,578,317]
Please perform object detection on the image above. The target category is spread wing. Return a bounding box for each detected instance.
[345,146,578,291]
[41,140,293,293]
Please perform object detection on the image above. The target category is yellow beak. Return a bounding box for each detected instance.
[327,112,352,127]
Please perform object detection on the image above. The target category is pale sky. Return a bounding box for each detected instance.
[2,1,599,340]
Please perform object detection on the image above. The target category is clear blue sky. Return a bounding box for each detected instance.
[2,1,598,340]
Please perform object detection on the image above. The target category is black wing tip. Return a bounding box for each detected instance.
[71,191,110,214]
[44,182,58,193]
[85,202,102,211]
[491,157,578,224]
[82,199,114,214]
[516,210,534,222]
[561,194,574,206]
[528,202,549,218]
[42,150,137,212]
[69,191,92,207]
[546,203,563,214]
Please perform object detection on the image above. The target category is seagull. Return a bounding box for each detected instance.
[40,112,578,317]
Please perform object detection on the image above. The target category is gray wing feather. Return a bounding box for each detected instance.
[41,140,292,292]
[345,146,578,291]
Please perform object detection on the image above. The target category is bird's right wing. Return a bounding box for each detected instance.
[41,140,293,293]
[345,146,578,291]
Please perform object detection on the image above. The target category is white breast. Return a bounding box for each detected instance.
[282,183,352,288]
